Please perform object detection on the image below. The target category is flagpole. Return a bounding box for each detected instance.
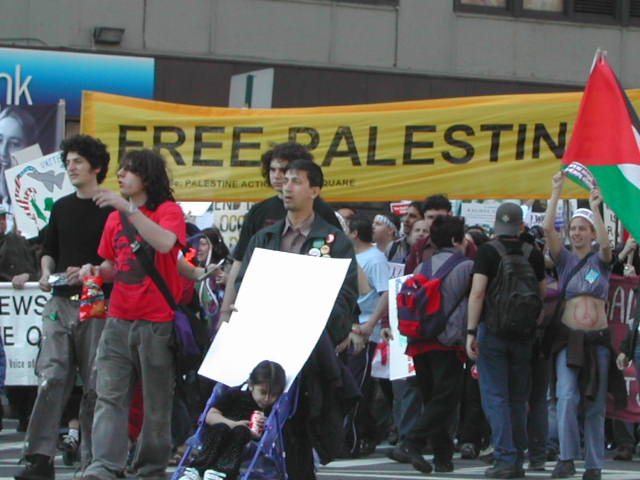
[590,48,607,73]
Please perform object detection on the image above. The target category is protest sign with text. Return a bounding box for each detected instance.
[0,282,50,385]
[80,90,640,202]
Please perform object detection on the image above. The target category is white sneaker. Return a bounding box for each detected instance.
[179,467,202,480]
[203,469,227,480]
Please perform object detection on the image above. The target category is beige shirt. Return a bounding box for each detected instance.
[281,213,315,254]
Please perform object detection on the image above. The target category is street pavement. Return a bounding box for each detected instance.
[2,419,640,480]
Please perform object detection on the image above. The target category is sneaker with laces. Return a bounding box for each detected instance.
[202,470,227,480]
[460,442,478,459]
[582,469,601,480]
[551,459,576,478]
[58,434,79,466]
[178,468,202,480]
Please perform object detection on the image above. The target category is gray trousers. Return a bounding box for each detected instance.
[24,295,104,467]
[85,318,175,480]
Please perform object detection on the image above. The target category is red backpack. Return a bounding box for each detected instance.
[397,252,466,341]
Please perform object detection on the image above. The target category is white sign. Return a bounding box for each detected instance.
[212,202,253,253]
[460,203,499,232]
[228,68,274,109]
[5,151,74,238]
[198,248,351,389]
[0,282,50,385]
[388,275,415,380]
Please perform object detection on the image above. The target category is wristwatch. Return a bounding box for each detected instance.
[467,328,478,336]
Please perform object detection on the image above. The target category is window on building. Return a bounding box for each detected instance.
[523,0,563,12]
[333,0,399,6]
[455,0,638,25]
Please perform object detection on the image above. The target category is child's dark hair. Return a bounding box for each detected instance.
[249,360,286,396]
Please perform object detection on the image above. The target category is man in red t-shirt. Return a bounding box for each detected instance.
[78,149,186,480]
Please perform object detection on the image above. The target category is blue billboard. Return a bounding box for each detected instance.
[0,47,155,116]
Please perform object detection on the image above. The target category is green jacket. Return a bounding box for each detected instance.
[237,215,358,345]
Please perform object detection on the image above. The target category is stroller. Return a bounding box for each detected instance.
[171,378,300,480]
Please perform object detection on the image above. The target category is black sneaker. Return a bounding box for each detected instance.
[434,460,454,472]
[484,464,520,479]
[14,454,54,480]
[613,445,633,461]
[460,442,478,459]
[582,469,601,480]
[58,434,79,466]
[401,445,433,474]
[551,459,576,479]
[386,445,410,463]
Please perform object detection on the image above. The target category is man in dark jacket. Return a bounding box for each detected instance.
[237,159,359,478]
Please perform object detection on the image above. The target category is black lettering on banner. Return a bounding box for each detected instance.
[480,124,513,162]
[516,124,527,160]
[402,126,435,165]
[228,215,238,232]
[289,127,320,151]
[442,124,475,164]
[367,127,395,166]
[34,295,47,315]
[0,295,9,315]
[231,127,262,167]
[194,126,224,166]
[323,126,362,166]
[533,122,567,159]
[2,326,14,346]
[153,126,186,165]
[118,125,146,163]
[219,215,228,232]
[13,295,32,315]
[26,326,41,347]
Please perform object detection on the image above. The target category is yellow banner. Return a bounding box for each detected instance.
[80,90,640,201]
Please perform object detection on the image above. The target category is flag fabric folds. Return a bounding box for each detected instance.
[563,54,640,240]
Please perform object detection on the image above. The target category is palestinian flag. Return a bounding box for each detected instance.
[563,53,640,240]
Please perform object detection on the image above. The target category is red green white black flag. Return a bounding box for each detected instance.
[562,51,640,240]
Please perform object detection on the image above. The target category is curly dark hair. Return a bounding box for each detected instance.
[260,142,313,186]
[60,135,110,184]
[120,149,174,211]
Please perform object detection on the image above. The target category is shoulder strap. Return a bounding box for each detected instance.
[559,251,595,299]
[490,239,508,257]
[547,251,595,325]
[120,212,178,310]
[433,251,466,279]
[387,241,400,261]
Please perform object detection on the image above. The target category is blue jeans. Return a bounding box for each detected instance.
[477,322,533,468]
[555,346,609,470]
[527,348,549,463]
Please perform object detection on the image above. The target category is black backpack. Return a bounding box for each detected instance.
[484,240,542,338]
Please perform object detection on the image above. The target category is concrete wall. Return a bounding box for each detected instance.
[2,0,639,88]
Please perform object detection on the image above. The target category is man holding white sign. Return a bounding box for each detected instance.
[16,135,112,480]
[237,159,358,480]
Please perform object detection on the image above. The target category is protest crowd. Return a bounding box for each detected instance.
[2,134,640,480]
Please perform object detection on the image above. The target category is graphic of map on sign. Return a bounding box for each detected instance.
[5,151,74,238]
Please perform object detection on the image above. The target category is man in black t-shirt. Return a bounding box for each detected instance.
[15,135,112,480]
[466,203,546,480]
[218,142,341,327]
